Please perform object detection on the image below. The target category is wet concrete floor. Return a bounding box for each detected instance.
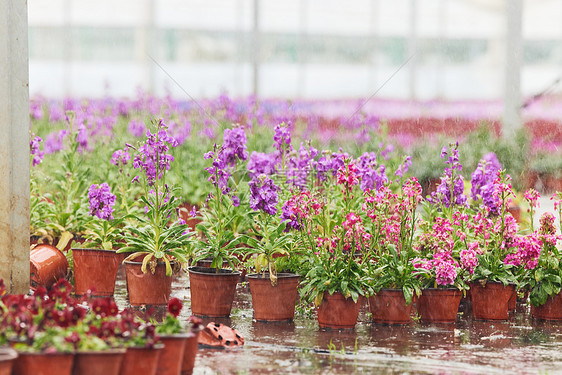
[112,269,562,375]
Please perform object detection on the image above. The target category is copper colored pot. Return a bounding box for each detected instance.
[180,330,201,375]
[30,244,69,290]
[531,292,562,321]
[73,248,124,296]
[369,289,415,325]
[248,273,299,322]
[470,281,515,321]
[417,288,462,323]
[72,349,125,375]
[317,291,361,329]
[0,347,17,375]
[124,259,173,306]
[156,334,190,375]
[120,346,162,375]
[188,266,240,318]
[12,351,73,375]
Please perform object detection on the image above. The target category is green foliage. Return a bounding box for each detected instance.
[369,245,424,305]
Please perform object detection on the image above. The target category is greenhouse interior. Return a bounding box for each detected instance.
[3,0,562,374]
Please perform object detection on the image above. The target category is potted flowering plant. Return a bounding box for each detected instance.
[468,169,519,320]
[412,144,472,323]
[296,159,374,329]
[364,176,425,325]
[188,126,249,318]
[244,174,300,322]
[153,298,203,375]
[517,192,562,320]
[71,183,128,297]
[116,119,192,306]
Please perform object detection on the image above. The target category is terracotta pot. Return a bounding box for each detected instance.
[72,349,125,375]
[188,267,240,317]
[369,289,415,325]
[12,351,74,375]
[247,273,300,322]
[156,334,190,375]
[0,347,17,375]
[470,281,515,320]
[508,287,517,312]
[317,291,361,329]
[531,292,562,321]
[124,259,173,306]
[73,248,124,296]
[120,346,162,375]
[417,288,462,323]
[180,330,201,375]
[30,244,69,290]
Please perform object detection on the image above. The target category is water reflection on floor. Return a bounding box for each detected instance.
[113,269,562,374]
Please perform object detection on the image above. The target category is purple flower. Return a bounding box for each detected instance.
[280,201,301,231]
[249,174,280,215]
[30,133,45,167]
[273,123,292,154]
[205,152,231,195]
[77,123,89,152]
[232,195,240,207]
[132,120,177,186]
[221,127,248,166]
[111,148,131,167]
[395,156,412,178]
[88,183,116,220]
[247,151,277,179]
[429,143,467,208]
[356,152,388,191]
[44,129,68,154]
[128,119,146,138]
[470,152,503,213]
[285,142,318,188]
[433,252,458,286]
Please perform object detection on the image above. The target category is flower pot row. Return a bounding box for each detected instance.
[10,332,200,375]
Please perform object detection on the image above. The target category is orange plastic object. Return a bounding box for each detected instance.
[198,322,244,348]
[30,244,69,290]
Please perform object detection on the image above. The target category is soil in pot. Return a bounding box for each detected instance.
[470,281,515,321]
[188,266,240,318]
[247,273,300,322]
[124,258,173,306]
[73,248,124,296]
[417,288,462,323]
[531,292,562,321]
[0,347,17,375]
[30,244,68,290]
[369,289,415,325]
[12,351,74,375]
[72,349,125,375]
[317,291,361,329]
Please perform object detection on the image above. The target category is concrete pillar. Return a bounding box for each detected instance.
[0,0,31,293]
[503,0,523,137]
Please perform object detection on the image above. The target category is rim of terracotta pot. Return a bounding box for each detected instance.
[16,350,73,356]
[72,248,119,253]
[75,348,126,355]
[247,272,300,280]
[124,259,175,267]
[157,332,194,339]
[188,266,241,276]
[0,347,17,361]
[126,343,165,350]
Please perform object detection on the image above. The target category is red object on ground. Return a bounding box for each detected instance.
[198,322,244,348]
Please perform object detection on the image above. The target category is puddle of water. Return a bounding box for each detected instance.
[113,268,562,374]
